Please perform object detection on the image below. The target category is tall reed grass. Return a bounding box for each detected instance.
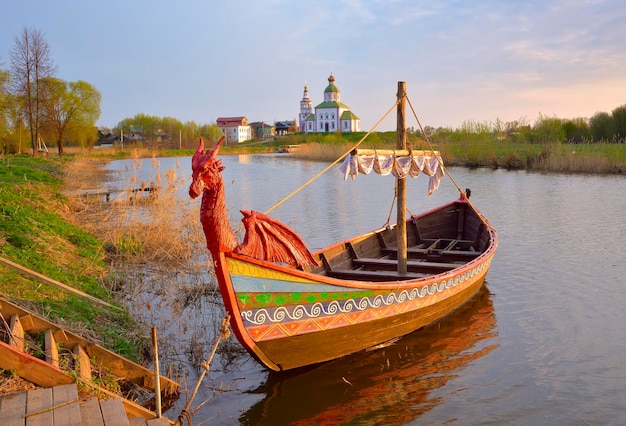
[307,138,621,175]
[64,153,245,376]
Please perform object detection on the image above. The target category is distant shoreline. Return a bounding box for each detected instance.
[82,138,625,175]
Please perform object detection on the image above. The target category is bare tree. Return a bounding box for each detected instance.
[9,27,56,155]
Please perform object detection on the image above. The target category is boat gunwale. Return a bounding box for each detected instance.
[223,199,497,291]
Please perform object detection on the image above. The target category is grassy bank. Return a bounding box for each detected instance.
[279,133,626,174]
[0,154,146,360]
[76,131,625,174]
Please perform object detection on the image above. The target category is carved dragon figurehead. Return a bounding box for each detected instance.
[189,136,238,255]
[190,137,317,268]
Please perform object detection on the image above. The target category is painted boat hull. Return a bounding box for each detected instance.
[213,199,497,371]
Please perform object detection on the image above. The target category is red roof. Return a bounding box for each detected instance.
[216,116,247,126]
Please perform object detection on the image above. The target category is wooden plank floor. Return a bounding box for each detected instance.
[0,384,171,425]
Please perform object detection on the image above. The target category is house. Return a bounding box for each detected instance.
[275,120,296,136]
[216,116,252,144]
[249,121,275,140]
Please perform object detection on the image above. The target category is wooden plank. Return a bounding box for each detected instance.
[85,343,178,394]
[381,246,479,261]
[146,418,171,425]
[73,344,92,383]
[44,329,59,367]
[0,391,27,426]
[0,256,115,309]
[129,417,148,426]
[0,340,74,388]
[352,257,461,273]
[8,314,25,352]
[99,398,130,426]
[80,381,157,421]
[0,298,178,397]
[352,148,440,156]
[52,384,81,426]
[80,397,105,426]
[19,315,35,332]
[53,329,69,344]
[25,388,53,426]
[327,268,426,281]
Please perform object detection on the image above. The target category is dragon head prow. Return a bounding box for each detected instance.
[189,136,226,199]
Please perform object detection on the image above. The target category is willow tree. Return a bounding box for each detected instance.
[41,78,101,155]
[0,66,10,136]
[9,27,57,155]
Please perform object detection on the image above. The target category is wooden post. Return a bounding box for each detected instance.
[151,327,162,418]
[396,82,408,275]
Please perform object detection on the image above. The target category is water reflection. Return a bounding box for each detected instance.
[240,285,498,425]
[105,155,626,423]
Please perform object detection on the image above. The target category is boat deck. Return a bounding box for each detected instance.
[309,202,489,282]
[320,237,481,282]
[0,384,171,425]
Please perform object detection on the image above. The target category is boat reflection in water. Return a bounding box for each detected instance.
[240,284,498,425]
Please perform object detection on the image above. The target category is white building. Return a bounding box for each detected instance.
[299,73,360,133]
[216,116,252,144]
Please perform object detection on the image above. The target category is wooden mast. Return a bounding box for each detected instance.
[396,82,407,275]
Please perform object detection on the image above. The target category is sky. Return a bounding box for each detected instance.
[2,0,625,131]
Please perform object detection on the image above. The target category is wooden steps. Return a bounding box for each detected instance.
[0,384,172,425]
[0,297,179,422]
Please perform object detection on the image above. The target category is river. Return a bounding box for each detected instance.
[106,153,626,425]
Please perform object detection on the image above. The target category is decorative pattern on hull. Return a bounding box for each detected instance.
[232,260,490,342]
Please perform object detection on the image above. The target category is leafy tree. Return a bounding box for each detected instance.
[198,123,222,141]
[611,105,626,141]
[0,66,10,139]
[40,78,101,155]
[9,27,57,155]
[589,112,616,142]
[562,117,590,143]
[532,113,564,144]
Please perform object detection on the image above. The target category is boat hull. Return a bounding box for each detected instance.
[254,267,488,370]
[212,200,497,371]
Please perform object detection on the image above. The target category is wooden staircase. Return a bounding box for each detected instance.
[0,297,179,423]
[0,384,171,425]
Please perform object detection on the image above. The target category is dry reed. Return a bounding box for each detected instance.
[292,143,355,162]
[66,155,206,268]
[64,155,244,376]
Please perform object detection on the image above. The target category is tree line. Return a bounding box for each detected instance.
[102,114,222,150]
[0,27,101,155]
[2,27,624,156]
[417,106,626,145]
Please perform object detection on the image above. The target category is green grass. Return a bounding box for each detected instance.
[275,132,624,173]
[0,154,145,360]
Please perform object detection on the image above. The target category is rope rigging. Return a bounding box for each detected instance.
[261,92,493,230]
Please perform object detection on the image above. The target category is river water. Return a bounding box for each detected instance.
[106,154,626,425]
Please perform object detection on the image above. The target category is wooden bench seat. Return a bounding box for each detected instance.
[326,268,427,282]
[381,246,479,262]
[352,257,463,273]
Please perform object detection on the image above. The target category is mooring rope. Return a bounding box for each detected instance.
[406,95,493,229]
[176,313,231,426]
[263,99,400,215]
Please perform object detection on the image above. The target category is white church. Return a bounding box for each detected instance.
[299,73,360,133]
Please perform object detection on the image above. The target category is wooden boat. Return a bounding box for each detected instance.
[241,285,496,424]
[189,82,497,371]
[0,296,179,420]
